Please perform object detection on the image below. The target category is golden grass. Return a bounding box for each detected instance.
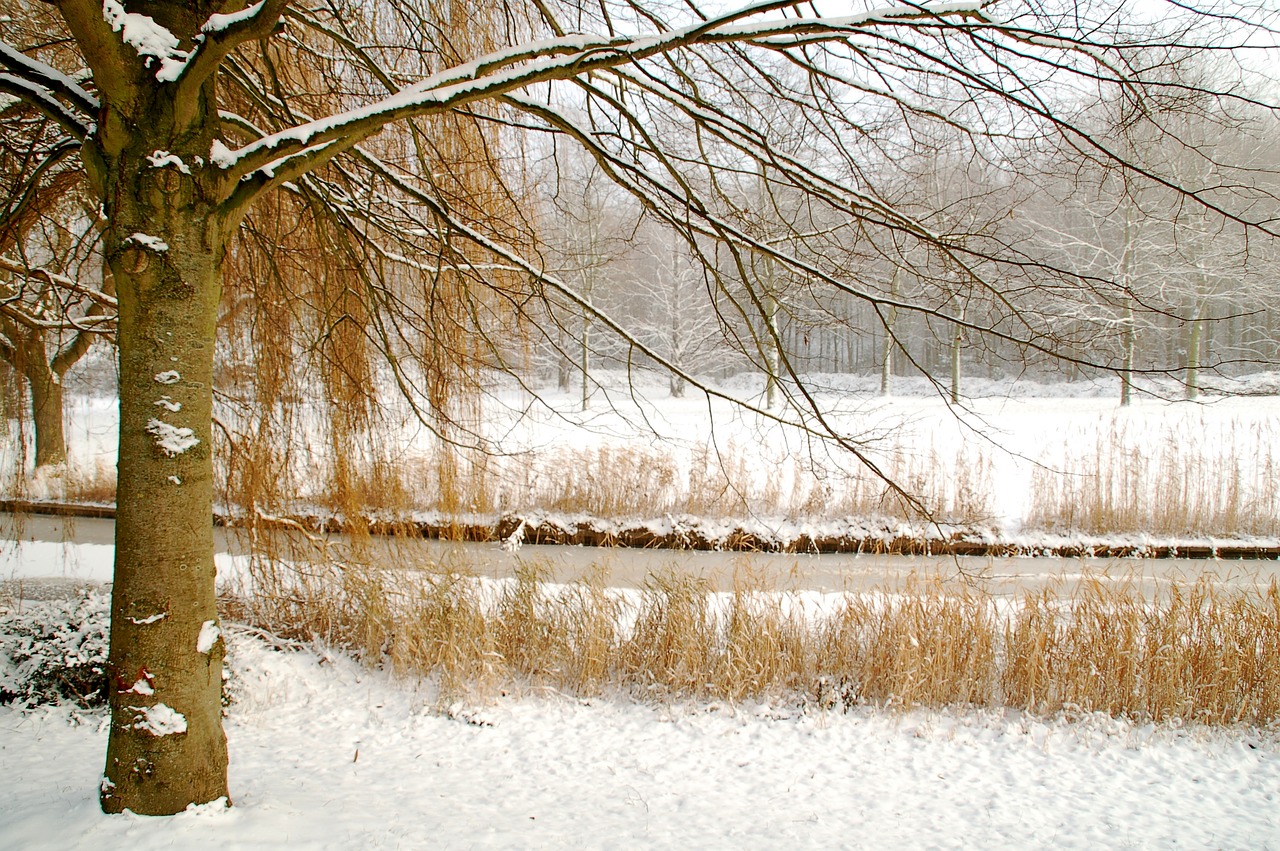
[223,545,1280,726]
[395,442,995,526]
[1027,419,1280,537]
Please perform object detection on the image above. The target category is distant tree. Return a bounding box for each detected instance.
[0,101,114,468]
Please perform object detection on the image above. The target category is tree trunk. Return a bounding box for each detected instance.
[950,296,965,405]
[1186,309,1201,401]
[1118,198,1137,407]
[950,323,962,404]
[580,303,590,411]
[880,271,899,397]
[23,353,68,468]
[1120,302,1135,407]
[96,103,229,815]
[764,291,780,408]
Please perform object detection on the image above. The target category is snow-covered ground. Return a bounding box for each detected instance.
[3,536,1280,849]
[4,375,1280,847]
[2,619,1278,850]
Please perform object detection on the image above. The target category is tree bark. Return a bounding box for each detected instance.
[1120,303,1135,407]
[26,359,67,468]
[89,55,230,814]
[101,209,228,815]
[1186,308,1202,401]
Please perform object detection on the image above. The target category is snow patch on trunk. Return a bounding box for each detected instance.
[146,150,191,174]
[129,703,187,736]
[122,678,154,696]
[102,0,189,82]
[123,232,169,252]
[146,418,199,456]
[153,370,181,385]
[197,620,221,654]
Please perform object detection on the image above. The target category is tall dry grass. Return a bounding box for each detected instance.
[395,441,996,525]
[224,544,1280,726]
[1028,419,1280,537]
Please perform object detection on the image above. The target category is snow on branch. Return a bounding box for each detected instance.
[0,72,93,139]
[215,1,988,205]
[204,0,268,34]
[0,256,117,310]
[173,0,289,103]
[0,41,99,115]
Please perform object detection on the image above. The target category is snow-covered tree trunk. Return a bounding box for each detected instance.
[63,0,234,813]
[880,270,900,397]
[103,209,228,814]
[1186,304,1202,401]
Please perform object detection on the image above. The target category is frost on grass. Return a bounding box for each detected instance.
[0,592,109,707]
[147,418,199,456]
[130,703,187,736]
[154,370,181,385]
[197,620,221,654]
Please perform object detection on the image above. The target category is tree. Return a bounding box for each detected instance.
[0,73,114,468]
[1,0,1276,816]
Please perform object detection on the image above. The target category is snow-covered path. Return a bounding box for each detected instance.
[2,631,1277,850]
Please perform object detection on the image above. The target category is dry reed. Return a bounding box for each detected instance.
[223,544,1280,726]
[1028,419,1280,537]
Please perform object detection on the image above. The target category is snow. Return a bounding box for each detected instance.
[153,370,181,385]
[209,139,235,168]
[127,613,165,625]
[0,622,1277,848]
[128,702,187,736]
[145,150,190,174]
[145,419,199,457]
[101,0,189,83]
[203,0,266,34]
[122,677,153,696]
[153,396,181,412]
[123,232,169,253]
[196,620,220,654]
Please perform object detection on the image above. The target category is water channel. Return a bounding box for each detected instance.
[4,512,1278,600]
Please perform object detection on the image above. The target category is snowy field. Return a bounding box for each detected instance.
[3,539,1280,849]
[4,376,1280,848]
[2,611,1278,850]
[8,373,1280,549]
